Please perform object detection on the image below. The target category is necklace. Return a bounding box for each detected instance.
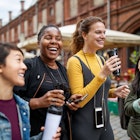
[83,51,92,71]
[49,68,64,84]
[83,50,102,70]
[45,63,65,85]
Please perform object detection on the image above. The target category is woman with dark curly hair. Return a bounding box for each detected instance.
[124,56,140,140]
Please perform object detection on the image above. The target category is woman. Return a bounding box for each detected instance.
[0,42,29,140]
[0,42,61,140]
[14,25,81,140]
[66,16,130,140]
[124,56,140,140]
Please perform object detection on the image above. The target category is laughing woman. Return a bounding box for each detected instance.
[14,25,81,140]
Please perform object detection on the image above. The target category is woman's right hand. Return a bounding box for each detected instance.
[99,55,121,79]
[30,89,65,109]
[66,94,83,111]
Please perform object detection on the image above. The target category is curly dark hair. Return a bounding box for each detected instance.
[131,56,140,96]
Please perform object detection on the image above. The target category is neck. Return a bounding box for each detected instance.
[0,79,13,100]
[0,88,13,100]
[40,56,58,69]
[46,62,58,69]
[82,48,97,54]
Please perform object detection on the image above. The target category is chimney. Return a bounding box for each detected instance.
[0,19,2,28]
[20,0,25,13]
[9,11,12,22]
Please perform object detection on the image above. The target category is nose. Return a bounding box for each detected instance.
[50,38,57,44]
[22,62,27,71]
[101,32,106,39]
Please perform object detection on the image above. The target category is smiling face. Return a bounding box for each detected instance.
[82,22,106,52]
[0,50,27,87]
[39,27,63,62]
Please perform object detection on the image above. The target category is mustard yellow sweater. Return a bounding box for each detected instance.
[67,50,115,108]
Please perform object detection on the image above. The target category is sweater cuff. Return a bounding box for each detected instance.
[97,75,106,82]
[109,89,117,98]
[133,98,140,113]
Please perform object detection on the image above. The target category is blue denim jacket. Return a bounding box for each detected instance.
[0,94,30,140]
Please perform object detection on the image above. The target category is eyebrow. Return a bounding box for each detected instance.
[14,53,23,57]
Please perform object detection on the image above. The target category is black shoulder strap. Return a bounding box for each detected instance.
[74,55,104,86]
[74,56,94,86]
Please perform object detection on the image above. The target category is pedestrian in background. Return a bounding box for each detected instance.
[14,25,82,140]
[124,56,140,140]
[67,16,130,140]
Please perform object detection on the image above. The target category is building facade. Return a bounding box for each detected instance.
[0,0,140,76]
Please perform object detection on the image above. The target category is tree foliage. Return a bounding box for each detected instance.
[129,50,140,65]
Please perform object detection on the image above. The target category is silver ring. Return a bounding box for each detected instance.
[52,98,56,102]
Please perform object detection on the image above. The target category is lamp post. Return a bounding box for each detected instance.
[107,0,110,29]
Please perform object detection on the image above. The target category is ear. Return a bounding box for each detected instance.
[0,65,3,73]
[82,32,87,40]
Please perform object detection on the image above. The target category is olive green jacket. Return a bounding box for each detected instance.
[124,86,140,140]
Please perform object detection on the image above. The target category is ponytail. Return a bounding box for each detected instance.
[70,19,84,54]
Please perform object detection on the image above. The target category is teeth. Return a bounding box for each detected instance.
[19,74,24,77]
[48,48,57,51]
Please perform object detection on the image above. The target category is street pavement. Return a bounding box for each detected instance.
[110,114,130,140]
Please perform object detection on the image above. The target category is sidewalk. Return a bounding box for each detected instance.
[110,114,130,140]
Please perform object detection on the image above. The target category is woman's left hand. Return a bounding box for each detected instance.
[114,85,130,98]
[66,94,82,111]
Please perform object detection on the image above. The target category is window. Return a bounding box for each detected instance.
[49,7,54,16]
[93,0,104,6]
[70,0,78,17]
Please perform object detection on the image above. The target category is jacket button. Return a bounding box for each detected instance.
[23,112,26,115]
[23,128,27,131]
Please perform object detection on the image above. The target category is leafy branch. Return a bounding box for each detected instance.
[129,50,140,65]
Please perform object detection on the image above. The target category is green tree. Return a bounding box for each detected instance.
[129,50,140,65]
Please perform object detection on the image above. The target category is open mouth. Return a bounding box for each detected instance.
[48,47,58,51]
[19,73,24,77]
[97,40,104,45]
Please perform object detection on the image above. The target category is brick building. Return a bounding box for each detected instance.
[0,0,140,75]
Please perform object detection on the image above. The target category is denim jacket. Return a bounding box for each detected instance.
[0,94,30,140]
